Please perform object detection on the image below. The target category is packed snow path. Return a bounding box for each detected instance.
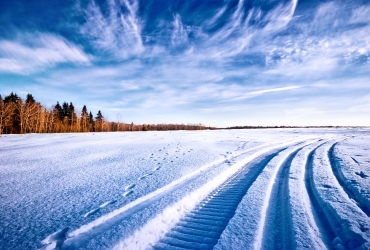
[0,129,369,250]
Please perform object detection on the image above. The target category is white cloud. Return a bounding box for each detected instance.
[79,0,143,59]
[171,14,188,48]
[193,0,298,58]
[0,33,90,74]
[242,86,301,97]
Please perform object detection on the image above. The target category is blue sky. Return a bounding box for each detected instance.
[0,0,369,126]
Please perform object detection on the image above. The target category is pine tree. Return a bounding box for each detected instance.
[54,102,63,121]
[25,94,35,104]
[4,92,20,104]
[68,102,77,126]
[95,110,104,132]
[3,92,21,133]
[82,105,88,116]
[81,105,88,132]
[62,102,69,120]
[95,110,103,122]
[89,111,94,132]
[89,112,94,123]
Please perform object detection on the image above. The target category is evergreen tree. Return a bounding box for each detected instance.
[4,92,20,103]
[4,92,21,133]
[81,105,88,117]
[54,102,63,121]
[95,110,103,122]
[68,102,77,126]
[81,105,88,131]
[4,92,20,104]
[89,111,94,132]
[95,110,104,132]
[62,102,69,120]
[89,112,94,123]
[25,94,36,104]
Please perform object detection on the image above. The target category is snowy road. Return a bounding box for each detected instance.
[0,129,369,249]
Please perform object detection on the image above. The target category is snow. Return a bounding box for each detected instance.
[0,128,369,250]
[311,140,370,249]
[333,137,370,216]
[288,140,329,249]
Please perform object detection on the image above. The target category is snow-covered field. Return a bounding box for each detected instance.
[0,129,369,250]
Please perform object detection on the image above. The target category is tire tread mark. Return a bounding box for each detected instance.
[304,143,337,248]
[262,147,303,250]
[328,143,370,217]
[156,149,284,249]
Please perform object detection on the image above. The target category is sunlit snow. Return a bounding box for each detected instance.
[0,129,369,249]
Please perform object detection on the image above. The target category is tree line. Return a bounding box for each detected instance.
[0,92,206,134]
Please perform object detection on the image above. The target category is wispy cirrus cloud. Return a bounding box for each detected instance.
[192,0,298,58]
[1,0,370,126]
[261,2,370,78]
[171,14,188,49]
[0,33,90,74]
[234,86,301,101]
[79,0,143,59]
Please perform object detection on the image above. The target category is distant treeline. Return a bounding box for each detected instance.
[224,126,365,129]
[0,92,206,134]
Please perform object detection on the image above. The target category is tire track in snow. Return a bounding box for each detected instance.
[42,140,301,250]
[304,143,337,248]
[288,140,330,249]
[251,141,320,250]
[113,139,311,250]
[328,143,370,217]
[308,141,370,249]
[260,147,303,250]
[154,150,282,250]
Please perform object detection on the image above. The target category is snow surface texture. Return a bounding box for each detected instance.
[0,129,369,250]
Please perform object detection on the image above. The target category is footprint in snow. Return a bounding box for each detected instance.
[138,173,152,180]
[124,184,136,191]
[84,208,100,218]
[322,184,332,189]
[122,190,134,197]
[355,171,369,178]
[99,200,117,208]
[153,166,161,171]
